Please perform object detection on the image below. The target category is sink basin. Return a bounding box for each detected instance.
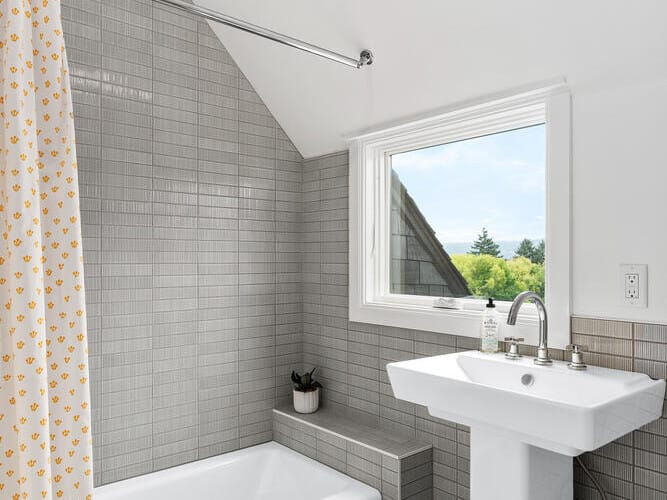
[387,351,665,500]
[388,350,665,455]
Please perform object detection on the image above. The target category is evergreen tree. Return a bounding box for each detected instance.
[515,238,535,260]
[514,238,545,264]
[532,240,545,264]
[469,227,501,257]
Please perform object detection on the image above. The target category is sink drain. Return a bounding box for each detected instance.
[521,373,534,386]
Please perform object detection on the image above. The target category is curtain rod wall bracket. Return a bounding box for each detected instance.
[358,50,374,68]
[153,0,374,69]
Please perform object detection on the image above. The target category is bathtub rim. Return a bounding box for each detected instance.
[94,440,381,499]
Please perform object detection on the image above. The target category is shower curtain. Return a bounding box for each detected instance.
[0,1,93,499]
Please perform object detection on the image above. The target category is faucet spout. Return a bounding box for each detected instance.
[507,291,552,366]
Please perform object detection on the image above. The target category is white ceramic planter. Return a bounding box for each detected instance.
[293,388,320,414]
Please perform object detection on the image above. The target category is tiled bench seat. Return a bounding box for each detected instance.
[273,406,433,500]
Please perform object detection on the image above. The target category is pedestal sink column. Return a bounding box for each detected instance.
[470,426,572,500]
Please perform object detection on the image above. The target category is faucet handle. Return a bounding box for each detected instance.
[504,336,525,342]
[566,344,588,370]
[504,337,524,360]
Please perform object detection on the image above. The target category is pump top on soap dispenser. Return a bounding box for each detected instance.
[480,297,499,353]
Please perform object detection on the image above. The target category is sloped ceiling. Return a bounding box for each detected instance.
[197,0,667,158]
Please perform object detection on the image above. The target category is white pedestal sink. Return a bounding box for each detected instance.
[387,351,665,500]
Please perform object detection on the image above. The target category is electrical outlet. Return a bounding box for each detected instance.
[620,264,647,307]
[625,273,639,298]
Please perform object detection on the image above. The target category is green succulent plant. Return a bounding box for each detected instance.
[291,368,322,392]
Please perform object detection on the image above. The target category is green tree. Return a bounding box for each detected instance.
[451,254,517,300]
[514,238,535,260]
[451,254,545,301]
[507,256,545,298]
[469,227,501,257]
[532,240,545,264]
[514,238,545,264]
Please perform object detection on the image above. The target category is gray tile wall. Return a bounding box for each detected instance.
[63,0,302,486]
[571,319,667,500]
[301,152,667,500]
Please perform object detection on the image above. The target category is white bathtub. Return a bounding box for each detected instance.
[95,441,381,500]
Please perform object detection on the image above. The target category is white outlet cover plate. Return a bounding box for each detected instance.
[619,264,648,307]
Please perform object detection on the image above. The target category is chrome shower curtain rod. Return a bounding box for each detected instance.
[153,0,374,69]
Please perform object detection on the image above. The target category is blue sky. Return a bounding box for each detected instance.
[392,124,545,244]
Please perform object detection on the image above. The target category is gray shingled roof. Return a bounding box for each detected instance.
[391,172,471,297]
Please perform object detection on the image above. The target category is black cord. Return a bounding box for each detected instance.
[575,456,608,500]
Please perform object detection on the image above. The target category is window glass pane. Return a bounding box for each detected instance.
[390,124,546,300]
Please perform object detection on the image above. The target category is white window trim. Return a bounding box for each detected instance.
[349,85,571,348]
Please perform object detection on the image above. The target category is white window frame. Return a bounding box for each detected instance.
[349,85,571,348]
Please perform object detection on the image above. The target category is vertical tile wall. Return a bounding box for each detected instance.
[63,0,302,485]
[302,152,667,500]
[572,319,667,500]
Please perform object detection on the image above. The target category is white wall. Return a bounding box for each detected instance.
[198,0,667,158]
[572,78,667,323]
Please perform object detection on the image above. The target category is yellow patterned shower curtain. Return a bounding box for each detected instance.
[0,0,93,499]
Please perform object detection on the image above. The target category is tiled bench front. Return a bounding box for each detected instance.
[273,406,433,500]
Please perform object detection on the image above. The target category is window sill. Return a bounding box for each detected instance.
[350,298,548,347]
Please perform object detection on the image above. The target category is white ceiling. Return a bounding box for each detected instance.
[197,0,667,158]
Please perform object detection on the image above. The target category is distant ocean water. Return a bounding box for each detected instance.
[444,240,542,259]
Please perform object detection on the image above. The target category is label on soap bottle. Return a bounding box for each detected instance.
[480,314,499,353]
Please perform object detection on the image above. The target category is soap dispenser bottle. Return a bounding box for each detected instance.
[480,298,499,353]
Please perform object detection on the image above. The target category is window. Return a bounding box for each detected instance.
[349,86,571,348]
[390,124,546,301]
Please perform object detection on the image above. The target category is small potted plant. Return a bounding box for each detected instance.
[291,368,322,414]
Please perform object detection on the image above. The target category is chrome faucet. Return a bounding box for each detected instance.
[507,291,552,366]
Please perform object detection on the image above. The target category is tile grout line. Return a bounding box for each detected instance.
[631,321,636,495]
[150,0,155,474]
[274,99,278,409]
[236,46,241,451]
[195,8,200,461]
[96,0,103,481]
